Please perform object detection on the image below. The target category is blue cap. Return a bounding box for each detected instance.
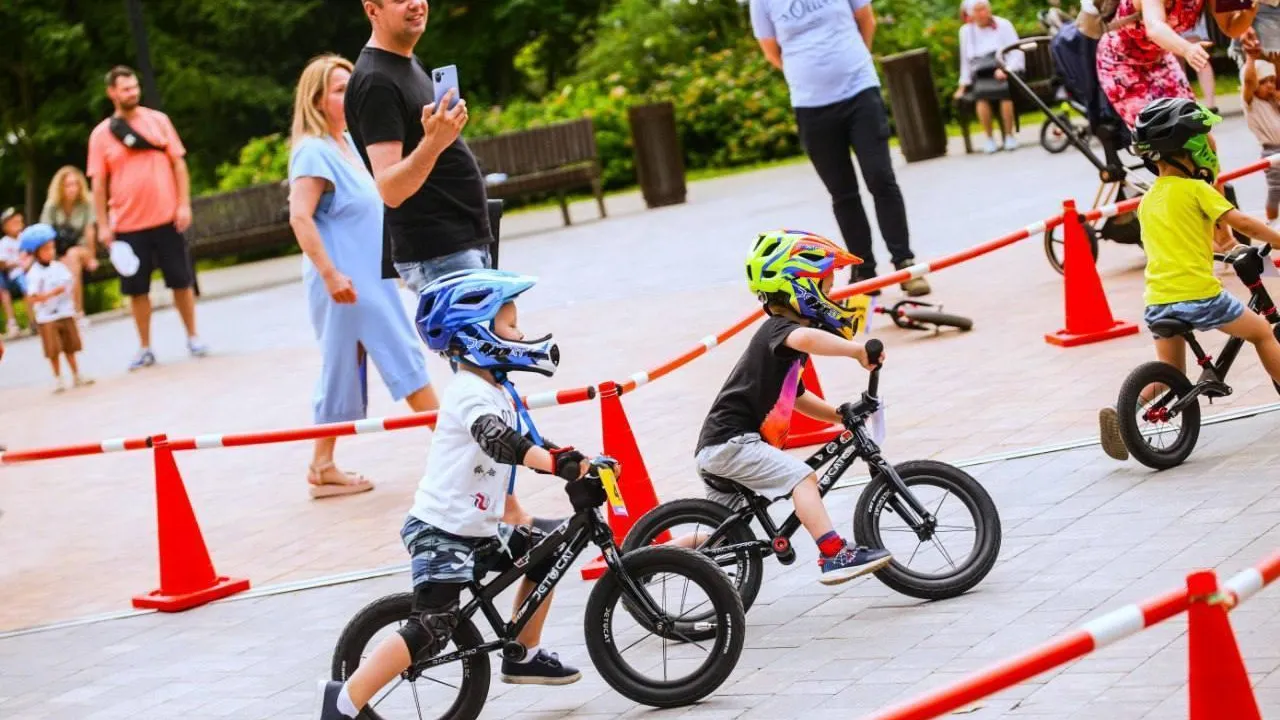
[18,223,57,254]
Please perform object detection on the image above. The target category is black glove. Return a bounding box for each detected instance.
[564,474,608,511]
[549,446,586,482]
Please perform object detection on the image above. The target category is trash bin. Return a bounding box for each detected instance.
[629,102,687,208]
[879,49,947,163]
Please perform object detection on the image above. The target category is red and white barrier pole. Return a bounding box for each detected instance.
[863,550,1280,720]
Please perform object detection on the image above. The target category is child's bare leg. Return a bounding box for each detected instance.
[791,474,836,541]
[48,355,62,378]
[65,352,80,376]
[344,635,412,708]
[1219,310,1280,382]
[0,290,14,328]
[513,578,552,649]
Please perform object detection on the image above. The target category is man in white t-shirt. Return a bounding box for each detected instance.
[316,269,611,720]
[19,224,93,392]
[0,207,27,338]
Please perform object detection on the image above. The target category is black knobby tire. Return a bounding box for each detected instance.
[900,308,974,332]
[1040,115,1074,154]
[1044,223,1100,275]
[853,460,1001,601]
[1116,361,1201,470]
[585,546,746,708]
[621,498,764,618]
[332,592,490,720]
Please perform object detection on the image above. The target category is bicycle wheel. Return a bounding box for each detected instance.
[899,308,973,332]
[585,546,745,708]
[332,593,490,720]
[1044,222,1099,275]
[1117,360,1201,470]
[621,498,764,618]
[853,460,1001,601]
[1040,115,1073,154]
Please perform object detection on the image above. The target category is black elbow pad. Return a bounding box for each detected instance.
[471,414,535,465]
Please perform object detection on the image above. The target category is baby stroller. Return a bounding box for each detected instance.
[997,23,1151,274]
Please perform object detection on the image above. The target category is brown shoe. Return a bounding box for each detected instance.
[1098,407,1129,461]
[895,258,931,297]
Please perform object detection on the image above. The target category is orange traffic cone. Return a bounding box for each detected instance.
[1045,199,1140,347]
[1187,570,1261,720]
[781,357,843,449]
[581,382,666,580]
[132,434,250,612]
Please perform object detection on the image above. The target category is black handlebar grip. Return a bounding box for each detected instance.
[865,339,884,367]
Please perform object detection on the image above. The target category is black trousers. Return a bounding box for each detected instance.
[794,88,914,278]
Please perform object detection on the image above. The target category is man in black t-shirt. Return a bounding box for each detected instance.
[345,0,493,290]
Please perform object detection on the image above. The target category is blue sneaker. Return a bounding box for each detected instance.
[187,337,210,358]
[501,649,582,685]
[128,348,156,371]
[819,545,892,586]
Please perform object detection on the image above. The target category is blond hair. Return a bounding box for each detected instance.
[290,54,354,148]
[46,165,91,209]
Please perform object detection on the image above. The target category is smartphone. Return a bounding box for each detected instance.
[1214,0,1255,12]
[432,64,461,110]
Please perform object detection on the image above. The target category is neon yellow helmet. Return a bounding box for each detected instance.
[746,230,863,339]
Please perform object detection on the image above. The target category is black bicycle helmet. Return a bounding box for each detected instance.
[1132,97,1221,180]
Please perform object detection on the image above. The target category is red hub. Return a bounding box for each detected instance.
[1144,406,1172,423]
[772,537,790,554]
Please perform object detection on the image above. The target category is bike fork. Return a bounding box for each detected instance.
[868,456,935,540]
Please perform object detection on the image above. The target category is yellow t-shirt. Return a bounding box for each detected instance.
[1137,176,1235,306]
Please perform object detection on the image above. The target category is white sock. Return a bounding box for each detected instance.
[515,645,541,663]
[336,684,359,718]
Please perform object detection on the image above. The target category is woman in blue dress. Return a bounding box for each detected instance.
[288,54,436,498]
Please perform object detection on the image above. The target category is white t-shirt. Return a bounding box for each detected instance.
[410,371,518,537]
[0,236,21,280]
[25,260,76,323]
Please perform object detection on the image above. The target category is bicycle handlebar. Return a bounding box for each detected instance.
[865,338,884,398]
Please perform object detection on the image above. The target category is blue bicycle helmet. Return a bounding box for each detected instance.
[415,268,559,377]
[18,223,57,254]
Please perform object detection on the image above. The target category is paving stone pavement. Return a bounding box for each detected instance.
[3,410,1280,720]
[4,115,1280,631]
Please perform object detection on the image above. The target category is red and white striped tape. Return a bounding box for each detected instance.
[863,550,1280,720]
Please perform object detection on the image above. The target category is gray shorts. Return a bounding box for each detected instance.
[1144,291,1246,336]
[695,433,813,509]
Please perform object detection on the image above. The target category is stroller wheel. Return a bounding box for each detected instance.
[1044,223,1099,275]
[1039,115,1073,154]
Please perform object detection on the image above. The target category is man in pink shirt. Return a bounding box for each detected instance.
[88,65,209,370]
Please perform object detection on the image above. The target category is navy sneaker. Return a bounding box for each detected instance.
[501,649,582,685]
[313,680,362,720]
[819,545,892,586]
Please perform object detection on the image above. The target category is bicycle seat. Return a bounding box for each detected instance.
[1149,318,1194,338]
[699,471,750,496]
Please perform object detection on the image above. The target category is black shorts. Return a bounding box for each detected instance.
[116,223,193,297]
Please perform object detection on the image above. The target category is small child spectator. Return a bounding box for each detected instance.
[1241,45,1280,222]
[20,223,93,392]
[0,207,27,338]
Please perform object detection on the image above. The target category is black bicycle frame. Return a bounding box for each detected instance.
[1164,250,1280,415]
[699,399,938,561]
[412,507,666,672]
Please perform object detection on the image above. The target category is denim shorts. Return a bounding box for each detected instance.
[394,246,491,295]
[0,272,24,298]
[1144,291,1246,336]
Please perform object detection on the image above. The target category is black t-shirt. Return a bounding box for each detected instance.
[696,316,809,453]
[345,46,492,274]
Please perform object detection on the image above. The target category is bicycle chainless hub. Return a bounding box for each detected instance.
[772,536,796,565]
[502,641,528,662]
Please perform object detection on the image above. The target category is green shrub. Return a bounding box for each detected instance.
[214,133,289,192]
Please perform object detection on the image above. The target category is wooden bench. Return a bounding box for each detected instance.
[467,118,606,226]
[85,181,294,291]
[954,39,1058,154]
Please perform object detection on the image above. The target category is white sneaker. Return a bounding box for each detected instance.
[74,375,95,388]
[53,377,67,394]
[983,137,999,154]
[187,337,210,358]
[1004,135,1019,151]
[3,325,16,340]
